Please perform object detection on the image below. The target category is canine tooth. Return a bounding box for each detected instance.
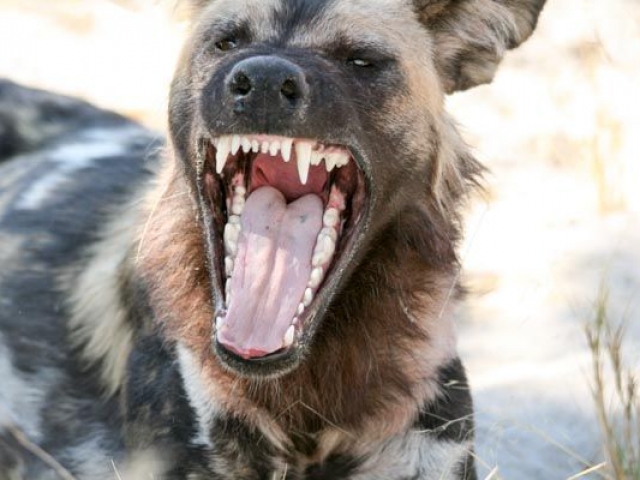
[323,208,340,228]
[283,325,295,348]
[269,141,281,156]
[251,140,260,152]
[297,303,305,315]
[216,136,232,174]
[225,257,234,277]
[295,142,312,184]
[303,288,313,307]
[231,135,241,155]
[308,267,323,289]
[241,137,252,153]
[215,316,223,331]
[281,138,293,162]
[261,140,270,154]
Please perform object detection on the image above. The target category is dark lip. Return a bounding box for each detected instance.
[195,132,374,378]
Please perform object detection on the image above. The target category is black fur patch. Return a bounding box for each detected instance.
[304,454,362,480]
[415,357,474,443]
[271,0,334,44]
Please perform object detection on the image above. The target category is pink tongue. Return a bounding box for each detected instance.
[217,186,323,359]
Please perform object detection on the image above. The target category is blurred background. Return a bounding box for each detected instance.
[0,0,638,478]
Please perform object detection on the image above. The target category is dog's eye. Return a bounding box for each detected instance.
[348,58,372,68]
[215,37,238,52]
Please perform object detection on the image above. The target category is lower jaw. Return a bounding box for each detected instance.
[214,334,304,378]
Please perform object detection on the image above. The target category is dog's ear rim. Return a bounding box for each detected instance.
[414,0,547,93]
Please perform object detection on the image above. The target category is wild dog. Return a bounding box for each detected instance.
[0,0,545,478]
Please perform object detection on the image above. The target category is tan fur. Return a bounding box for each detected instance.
[65,209,140,396]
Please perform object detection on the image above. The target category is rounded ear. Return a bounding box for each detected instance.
[415,0,546,93]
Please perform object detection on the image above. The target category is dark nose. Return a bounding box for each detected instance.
[226,56,308,115]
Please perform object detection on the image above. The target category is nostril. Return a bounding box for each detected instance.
[280,78,299,101]
[231,72,252,96]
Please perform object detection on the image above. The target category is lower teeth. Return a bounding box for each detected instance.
[222,184,346,326]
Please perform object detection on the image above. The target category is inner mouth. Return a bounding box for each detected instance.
[201,134,367,361]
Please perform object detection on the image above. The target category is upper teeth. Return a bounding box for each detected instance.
[212,135,351,184]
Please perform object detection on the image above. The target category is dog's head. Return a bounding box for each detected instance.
[159,0,544,378]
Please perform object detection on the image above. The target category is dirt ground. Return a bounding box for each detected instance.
[0,1,638,478]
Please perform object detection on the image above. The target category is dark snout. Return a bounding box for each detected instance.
[201,55,311,133]
[226,56,309,116]
[200,51,353,138]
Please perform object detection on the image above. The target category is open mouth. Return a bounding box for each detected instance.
[198,133,368,368]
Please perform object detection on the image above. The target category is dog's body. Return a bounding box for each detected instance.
[0,1,545,478]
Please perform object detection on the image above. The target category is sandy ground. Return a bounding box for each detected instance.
[1,1,639,478]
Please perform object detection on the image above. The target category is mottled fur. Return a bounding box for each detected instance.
[0,0,545,478]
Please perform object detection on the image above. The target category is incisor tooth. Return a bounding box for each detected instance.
[281,138,293,162]
[269,141,280,156]
[228,215,241,225]
[251,140,260,152]
[234,186,246,197]
[215,316,223,331]
[216,137,231,174]
[283,325,295,348]
[231,135,241,155]
[295,142,312,184]
[261,141,270,154]
[241,137,252,153]
[311,151,323,166]
[297,303,305,315]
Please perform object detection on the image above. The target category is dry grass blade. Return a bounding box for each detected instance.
[2,421,77,480]
[585,283,640,479]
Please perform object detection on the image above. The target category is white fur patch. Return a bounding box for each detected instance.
[59,435,115,479]
[176,343,221,446]
[351,434,472,479]
[16,126,144,210]
[66,203,142,396]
